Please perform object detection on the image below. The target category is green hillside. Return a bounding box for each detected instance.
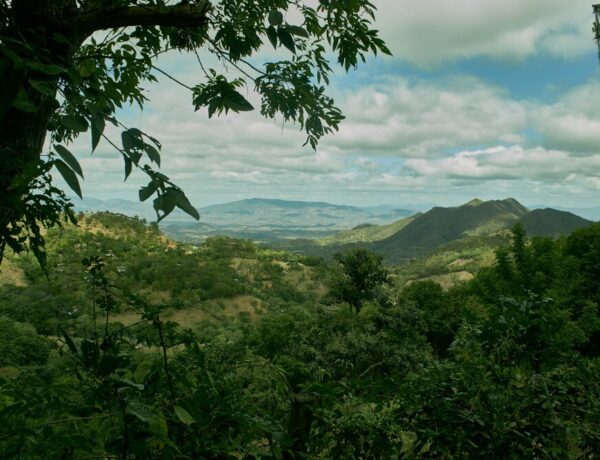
[317,214,418,245]
[3,212,600,458]
[520,208,592,236]
[371,198,528,263]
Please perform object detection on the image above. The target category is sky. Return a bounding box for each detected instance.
[67,0,600,210]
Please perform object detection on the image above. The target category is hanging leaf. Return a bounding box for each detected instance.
[226,90,254,112]
[266,26,278,48]
[172,189,200,220]
[29,79,56,97]
[60,115,88,132]
[144,144,161,166]
[54,144,83,178]
[285,25,309,38]
[54,159,82,198]
[174,406,196,425]
[153,191,177,220]
[91,113,105,153]
[124,155,133,180]
[277,28,296,54]
[139,181,158,202]
[127,404,155,423]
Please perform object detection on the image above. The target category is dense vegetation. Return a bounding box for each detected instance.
[1,213,600,458]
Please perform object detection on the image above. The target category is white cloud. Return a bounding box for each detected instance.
[376,0,595,66]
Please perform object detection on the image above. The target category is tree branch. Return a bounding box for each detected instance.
[79,2,210,36]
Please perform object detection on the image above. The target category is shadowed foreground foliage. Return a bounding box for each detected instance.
[1,216,600,458]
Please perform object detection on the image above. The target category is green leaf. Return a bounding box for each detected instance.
[150,412,168,438]
[266,26,278,48]
[285,25,309,38]
[117,378,145,391]
[127,404,155,423]
[54,144,83,178]
[91,114,105,153]
[54,159,82,198]
[153,190,177,220]
[139,181,158,202]
[12,87,37,112]
[61,329,80,357]
[144,144,161,166]
[174,406,196,425]
[277,28,296,54]
[33,63,66,75]
[29,79,56,97]
[124,155,133,180]
[226,91,254,112]
[268,10,283,27]
[60,115,88,132]
[173,189,200,220]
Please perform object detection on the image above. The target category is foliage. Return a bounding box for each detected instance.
[329,248,390,313]
[0,0,390,264]
[2,215,600,457]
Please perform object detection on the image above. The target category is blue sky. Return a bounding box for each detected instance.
[67,0,600,210]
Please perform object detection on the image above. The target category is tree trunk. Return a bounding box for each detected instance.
[0,0,79,242]
[0,0,210,260]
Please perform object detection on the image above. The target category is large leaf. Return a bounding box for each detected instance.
[173,189,200,220]
[226,90,254,112]
[139,181,158,202]
[54,159,82,198]
[91,113,105,153]
[29,79,56,97]
[174,406,196,425]
[285,25,309,38]
[266,26,278,48]
[54,144,83,178]
[277,28,296,54]
[144,144,161,166]
[60,115,88,132]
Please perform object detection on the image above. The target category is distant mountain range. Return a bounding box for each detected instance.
[74,197,415,242]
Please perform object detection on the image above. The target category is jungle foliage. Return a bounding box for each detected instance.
[1,214,600,458]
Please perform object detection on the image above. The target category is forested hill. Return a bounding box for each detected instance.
[2,212,600,457]
[371,198,592,263]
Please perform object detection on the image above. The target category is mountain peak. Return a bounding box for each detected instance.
[463,198,483,207]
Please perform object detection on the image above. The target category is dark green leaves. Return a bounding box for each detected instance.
[174,406,196,425]
[60,115,88,133]
[54,144,83,178]
[152,187,199,222]
[193,73,254,117]
[91,113,105,152]
[54,159,82,199]
[277,27,296,54]
[139,181,158,202]
[266,26,278,48]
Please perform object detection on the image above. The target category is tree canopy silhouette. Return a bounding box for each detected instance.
[0,0,390,265]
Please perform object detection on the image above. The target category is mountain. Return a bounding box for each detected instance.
[542,205,600,222]
[317,215,419,246]
[371,198,528,262]
[520,208,592,237]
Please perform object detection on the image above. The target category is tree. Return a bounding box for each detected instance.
[330,248,389,313]
[0,0,390,265]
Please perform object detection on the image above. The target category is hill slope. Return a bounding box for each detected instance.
[372,198,528,262]
[520,208,592,237]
